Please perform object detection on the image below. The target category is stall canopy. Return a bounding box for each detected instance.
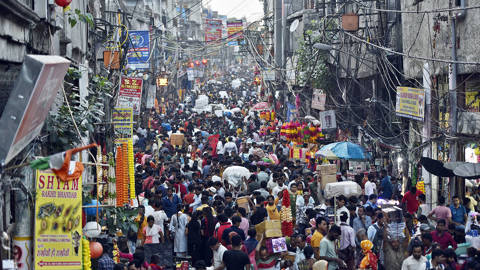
[316,141,370,161]
[420,157,455,177]
[420,157,480,179]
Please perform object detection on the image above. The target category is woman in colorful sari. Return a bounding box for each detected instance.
[359,240,378,270]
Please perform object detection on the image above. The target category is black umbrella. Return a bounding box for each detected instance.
[453,163,480,179]
[420,157,455,177]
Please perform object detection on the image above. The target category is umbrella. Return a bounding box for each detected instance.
[315,148,339,160]
[251,102,269,112]
[419,157,455,177]
[316,142,370,161]
[453,163,480,179]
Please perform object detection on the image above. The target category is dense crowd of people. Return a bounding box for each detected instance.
[94,80,480,270]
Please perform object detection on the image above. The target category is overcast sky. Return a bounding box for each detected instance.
[207,0,263,22]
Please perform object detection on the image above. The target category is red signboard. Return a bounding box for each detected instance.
[0,55,70,165]
[117,76,143,115]
[205,19,223,42]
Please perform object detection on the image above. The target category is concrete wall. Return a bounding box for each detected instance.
[401,0,480,78]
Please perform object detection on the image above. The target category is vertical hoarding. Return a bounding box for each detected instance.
[117,76,143,115]
[319,110,337,130]
[112,108,133,143]
[311,89,326,111]
[126,30,150,70]
[395,86,425,121]
[227,20,244,46]
[205,19,223,42]
[34,170,82,269]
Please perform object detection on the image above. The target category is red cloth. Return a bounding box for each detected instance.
[401,190,423,214]
[142,176,155,191]
[431,231,457,250]
[215,222,232,246]
[174,183,187,198]
[208,134,220,156]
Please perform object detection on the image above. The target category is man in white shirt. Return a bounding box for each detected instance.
[209,237,227,270]
[223,137,238,156]
[401,243,427,270]
[364,174,377,197]
[152,201,168,234]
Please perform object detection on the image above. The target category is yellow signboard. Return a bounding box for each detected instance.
[112,107,133,144]
[395,86,425,121]
[34,170,82,269]
[465,91,480,112]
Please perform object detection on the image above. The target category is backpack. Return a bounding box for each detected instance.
[372,224,383,255]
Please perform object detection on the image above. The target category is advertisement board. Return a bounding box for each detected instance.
[34,170,82,269]
[0,55,70,165]
[227,20,244,46]
[126,30,150,70]
[395,86,425,121]
[112,108,133,143]
[205,19,223,42]
[319,110,337,130]
[311,89,326,111]
[117,77,143,115]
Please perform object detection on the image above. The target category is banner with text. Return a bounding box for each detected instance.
[113,107,133,143]
[395,86,425,121]
[34,170,82,269]
[311,89,326,111]
[227,20,244,46]
[117,77,143,115]
[205,19,223,42]
[126,30,150,70]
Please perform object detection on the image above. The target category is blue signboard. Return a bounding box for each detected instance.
[126,30,150,70]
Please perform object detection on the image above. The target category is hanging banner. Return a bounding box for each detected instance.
[319,110,337,130]
[311,89,326,111]
[220,15,228,39]
[113,108,133,143]
[126,30,150,70]
[117,76,143,115]
[286,102,297,122]
[227,20,244,46]
[34,170,82,269]
[205,19,223,42]
[395,86,425,121]
[146,84,156,109]
[465,91,480,112]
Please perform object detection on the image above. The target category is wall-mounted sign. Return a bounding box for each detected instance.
[311,89,326,111]
[117,77,143,115]
[156,77,168,87]
[395,86,425,121]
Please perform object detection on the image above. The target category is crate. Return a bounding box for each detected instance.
[255,220,282,238]
[319,174,337,189]
[236,196,250,212]
[316,164,337,175]
[170,133,184,146]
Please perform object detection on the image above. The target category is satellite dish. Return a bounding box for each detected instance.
[290,19,299,32]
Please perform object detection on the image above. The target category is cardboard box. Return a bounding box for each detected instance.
[317,164,337,175]
[255,220,282,238]
[170,133,184,146]
[236,196,250,212]
[319,174,337,189]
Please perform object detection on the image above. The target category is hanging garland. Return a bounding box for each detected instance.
[127,139,135,199]
[280,189,294,236]
[82,237,91,270]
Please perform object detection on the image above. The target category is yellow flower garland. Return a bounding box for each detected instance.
[82,238,91,270]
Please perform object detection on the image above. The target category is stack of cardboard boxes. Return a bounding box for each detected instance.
[317,164,337,189]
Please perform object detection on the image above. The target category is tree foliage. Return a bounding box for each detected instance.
[44,68,113,153]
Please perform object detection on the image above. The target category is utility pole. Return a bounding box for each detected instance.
[449,16,457,196]
[422,62,433,211]
[274,0,283,112]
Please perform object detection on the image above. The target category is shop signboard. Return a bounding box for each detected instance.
[395,86,425,121]
[311,89,326,111]
[205,19,223,42]
[0,55,70,165]
[126,30,150,70]
[117,77,143,115]
[319,110,337,130]
[227,20,244,46]
[112,108,133,143]
[34,170,82,269]
[146,84,156,109]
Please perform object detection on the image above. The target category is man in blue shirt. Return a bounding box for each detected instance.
[380,169,393,200]
[450,195,467,230]
[162,187,181,218]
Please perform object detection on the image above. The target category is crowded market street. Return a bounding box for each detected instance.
[3,1,480,270]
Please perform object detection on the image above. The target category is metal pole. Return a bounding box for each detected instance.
[274,0,283,73]
[422,62,433,211]
[449,16,457,196]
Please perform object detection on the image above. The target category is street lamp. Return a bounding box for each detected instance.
[313,43,333,51]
